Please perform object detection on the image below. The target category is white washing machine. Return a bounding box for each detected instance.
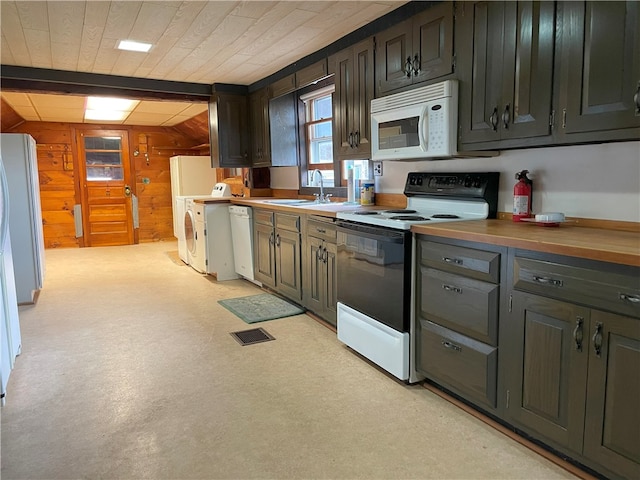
[189,201,239,281]
[176,195,213,264]
[178,183,233,265]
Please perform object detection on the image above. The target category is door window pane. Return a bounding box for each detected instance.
[84,136,123,181]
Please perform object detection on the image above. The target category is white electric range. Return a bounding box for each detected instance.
[334,172,500,382]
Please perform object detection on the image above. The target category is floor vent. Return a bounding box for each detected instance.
[230,327,275,346]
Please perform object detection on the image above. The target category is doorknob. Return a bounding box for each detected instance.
[124,185,132,197]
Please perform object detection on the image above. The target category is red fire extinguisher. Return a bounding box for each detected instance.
[513,170,532,222]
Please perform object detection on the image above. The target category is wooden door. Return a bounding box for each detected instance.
[505,292,589,454]
[584,310,640,479]
[76,130,135,247]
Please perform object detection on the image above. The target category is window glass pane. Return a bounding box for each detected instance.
[312,121,332,139]
[84,137,121,150]
[87,166,124,181]
[313,96,332,120]
[86,151,122,166]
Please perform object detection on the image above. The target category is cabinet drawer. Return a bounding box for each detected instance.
[275,213,300,232]
[420,240,500,283]
[254,209,274,226]
[307,217,337,242]
[420,267,498,345]
[514,257,640,318]
[417,320,497,409]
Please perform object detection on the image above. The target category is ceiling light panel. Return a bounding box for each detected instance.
[117,40,152,52]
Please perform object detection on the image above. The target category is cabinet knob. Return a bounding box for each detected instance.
[592,322,603,357]
[404,57,412,78]
[502,104,511,129]
[412,54,420,75]
[573,317,584,352]
[490,108,499,131]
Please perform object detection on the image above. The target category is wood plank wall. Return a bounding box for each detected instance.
[6,121,206,248]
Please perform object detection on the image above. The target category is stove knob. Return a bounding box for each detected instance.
[473,177,482,188]
[464,175,473,188]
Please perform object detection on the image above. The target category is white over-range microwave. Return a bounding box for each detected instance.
[371,79,458,160]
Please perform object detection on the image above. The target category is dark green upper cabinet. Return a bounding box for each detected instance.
[209,92,252,168]
[249,87,271,167]
[268,92,299,166]
[329,37,375,160]
[557,1,640,138]
[457,1,555,148]
[375,2,454,96]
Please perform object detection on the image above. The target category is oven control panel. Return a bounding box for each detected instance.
[404,172,499,199]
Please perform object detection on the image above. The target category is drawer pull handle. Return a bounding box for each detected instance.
[592,322,603,357]
[573,317,584,352]
[316,228,326,234]
[442,340,462,352]
[619,293,640,304]
[532,275,563,287]
[442,256,462,265]
[442,284,462,294]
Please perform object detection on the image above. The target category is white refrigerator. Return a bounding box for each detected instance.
[0,134,45,304]
[169,156,218,237]
[1,157,22,404]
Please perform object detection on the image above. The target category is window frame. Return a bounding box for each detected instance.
[297,79,347,199]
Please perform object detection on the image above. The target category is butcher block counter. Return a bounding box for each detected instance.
[412,219,640,267]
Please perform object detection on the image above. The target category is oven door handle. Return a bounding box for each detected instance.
[336,222,406,244]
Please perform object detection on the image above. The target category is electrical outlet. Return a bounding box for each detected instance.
[373,161,383,176]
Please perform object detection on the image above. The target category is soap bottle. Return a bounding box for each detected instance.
[346,166,355,204]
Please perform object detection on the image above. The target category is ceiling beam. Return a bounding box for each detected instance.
[0,65,212,101]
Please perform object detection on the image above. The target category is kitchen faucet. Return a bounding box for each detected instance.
[311,169,330,203]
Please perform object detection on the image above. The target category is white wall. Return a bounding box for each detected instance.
[271,142,640,222]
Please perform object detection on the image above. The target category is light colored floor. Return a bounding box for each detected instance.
[1,241,579,480]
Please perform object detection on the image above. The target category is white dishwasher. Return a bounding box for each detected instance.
[228,205,259,284]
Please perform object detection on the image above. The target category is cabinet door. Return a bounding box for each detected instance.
[303,235,324,314]
[350,38,374,159]
[269,93,299,166]
[249,88,271,167]
[210,93,251,167]
[457,1,505,144]
[329,47,354,159]
[560,1,640,134]
[505,292,589,454]
[375,19,413,95]
[253,223,275,288]
[584,311,640,479]
[501,1,555,140]
[411,2,454,85]
[323,241,337,326]
[275,228,302,301]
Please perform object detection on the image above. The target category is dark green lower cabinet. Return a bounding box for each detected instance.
[504,291,640,479]
[583,311,640,479]
[504,292,590,454]
[302,218,337,326]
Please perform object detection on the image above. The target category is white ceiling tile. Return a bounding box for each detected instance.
[29,93,85,108]
[0,0,407,125]
[1,92,33,107]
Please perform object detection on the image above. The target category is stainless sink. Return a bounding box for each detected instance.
[263,199,313,205]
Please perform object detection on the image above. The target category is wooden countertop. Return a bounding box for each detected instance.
[193,198,232,204]
[412,219,640,267]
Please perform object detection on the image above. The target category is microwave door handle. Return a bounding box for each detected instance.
[418,107,428,151]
